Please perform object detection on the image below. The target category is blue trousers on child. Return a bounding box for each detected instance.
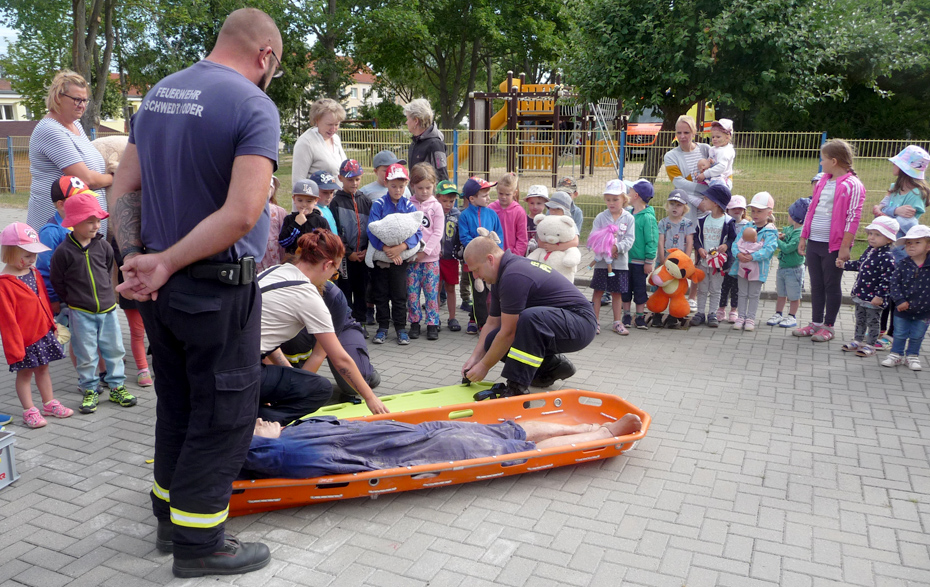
[891,314,930,356]
[70,309,126,391]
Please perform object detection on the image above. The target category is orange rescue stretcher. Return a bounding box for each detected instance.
[230,388,651,516]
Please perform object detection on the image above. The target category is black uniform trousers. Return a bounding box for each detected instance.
[483,306,597,387]
[371,261,409,332]
[139,273,261,559]
[338,259,369,324]
[278,326,380,395]
[259,364,332,425]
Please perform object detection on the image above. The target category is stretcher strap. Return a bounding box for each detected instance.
[507,347,543,368]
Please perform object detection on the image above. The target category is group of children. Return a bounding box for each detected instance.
[1,176,138,428]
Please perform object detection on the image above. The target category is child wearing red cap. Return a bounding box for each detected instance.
[0,222,71,428]
[50,193,136,414]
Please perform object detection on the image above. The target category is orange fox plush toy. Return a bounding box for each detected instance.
[646,248,705,319]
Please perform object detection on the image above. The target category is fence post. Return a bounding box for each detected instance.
[89,127,96,140]
[7,136,14,194]
[618,130,626,180]
[452,129,459,186]
[818,131,827,173]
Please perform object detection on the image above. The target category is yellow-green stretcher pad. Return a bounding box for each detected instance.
[310,382,493,420]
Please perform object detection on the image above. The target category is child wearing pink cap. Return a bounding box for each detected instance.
[0,222,71,428]
[50,193,136,414]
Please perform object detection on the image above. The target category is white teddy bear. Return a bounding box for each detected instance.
[91,135,129,174]
[526,214,582,283]
[365,211,424,268]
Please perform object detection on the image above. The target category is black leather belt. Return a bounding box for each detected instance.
[187,256,256,285]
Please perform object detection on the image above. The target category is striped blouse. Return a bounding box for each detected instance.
[27,118,108,234]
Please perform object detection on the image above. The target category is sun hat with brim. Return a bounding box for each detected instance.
[865,216,900,242]
[703,184,732,211]
[525,185,549,200]
[61,193,109,228]
[546,191,572,213]
[889,145,929,180]
[0,222,50,253]
[898,224,930,244]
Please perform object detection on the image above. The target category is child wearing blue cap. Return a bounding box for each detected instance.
[766,197,810,328]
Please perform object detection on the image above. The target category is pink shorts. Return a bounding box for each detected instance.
[439,258,460,285]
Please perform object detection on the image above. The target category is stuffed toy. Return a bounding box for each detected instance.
[705,249,727,275]
[91,135,129,174]
[526,214,581,283]
[586,223,619,277]
[365,211,424,268]
[646,248,706,319]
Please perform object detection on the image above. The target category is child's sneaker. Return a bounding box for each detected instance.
[460,301,472,313]
[366,308,375,325]
[728,310,738,323]
[373,329,388,344]
[397,330,410,345]
[811,326,835,342]
[875,335,892,351]
[409,322,421,339]
[779,315,798,328]
[715,307,726,322]
[41,399,73,419]
[22,407,47,429]
[80,389,99,414]
[688,298,698,313]
[651,313,665,328]
[766,313,783,326]
[634,315,649,330]
[732,317,745,330]
[137,369,154,387]
[881,353,904,368]
[743,319,755,332]
[622,313,632,327]
[690,312,705,326]
[707,315,719,328]
[0,413,11,427]
[447,318,461,332]
[612,320,629,335]
[426,325,439,341]
[466,320,478,335]
[906,356,922,371]
[110,386,137,407]
[601,292,612,305]
[793,322,820,337]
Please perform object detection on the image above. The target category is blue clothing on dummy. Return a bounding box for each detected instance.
[241,417,533,479]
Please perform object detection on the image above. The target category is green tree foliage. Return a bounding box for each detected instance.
[356,0,565,129]
[358,90,405,128]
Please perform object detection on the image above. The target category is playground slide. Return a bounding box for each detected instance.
[458,79,518,162]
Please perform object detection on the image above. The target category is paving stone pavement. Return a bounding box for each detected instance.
[0,204,928,586]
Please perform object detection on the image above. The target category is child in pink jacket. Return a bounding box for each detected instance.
[489,172,528,256]
[407,163,446,340]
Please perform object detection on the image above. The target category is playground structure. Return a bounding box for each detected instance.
[466,72,622,187]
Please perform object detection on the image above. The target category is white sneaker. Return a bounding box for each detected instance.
[906,356,922,371]
[743,319,756,332]
[766,313,783,326]
[882,353,904,368]
[688,298,697,312]
[732,317,745,330]
[779,315,798,328]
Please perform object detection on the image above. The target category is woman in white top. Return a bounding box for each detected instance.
[260,229,388,418]
[291,99,348,188]
[663,115,712,224]
[28,70,113,233]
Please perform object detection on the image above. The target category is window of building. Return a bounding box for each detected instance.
[351,88,358,99]
[0,105,14,121]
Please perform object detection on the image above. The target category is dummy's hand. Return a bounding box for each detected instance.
[898,205,916,218]
[897,301,910,312]
[464,361,490,383]
[871,296,883,307]
[366,396,389,415]
[117,252,173,301]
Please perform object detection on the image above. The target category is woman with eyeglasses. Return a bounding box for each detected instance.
[28,70,113,234]
[257,229,388,422]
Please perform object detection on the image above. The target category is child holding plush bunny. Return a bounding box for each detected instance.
[588,179,636,335]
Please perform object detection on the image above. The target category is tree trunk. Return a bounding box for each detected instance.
[73,0,114,131]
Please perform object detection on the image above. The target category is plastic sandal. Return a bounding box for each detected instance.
[23,407,47,429]
[811,326,835,342]
[842,341,860,352]
[41,400,73,419]
[612,320,629,336]
[855,345,875,357]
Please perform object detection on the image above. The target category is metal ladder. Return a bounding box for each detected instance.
[590,101,620,176]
